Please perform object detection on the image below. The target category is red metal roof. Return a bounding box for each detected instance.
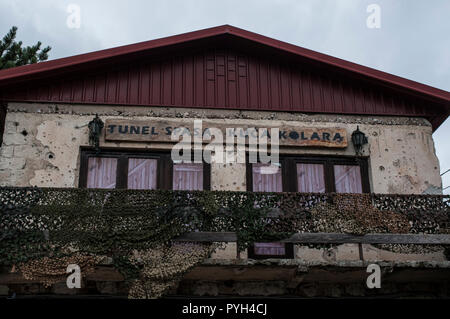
[0,25,448,129]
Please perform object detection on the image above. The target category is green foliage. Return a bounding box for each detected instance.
[0,26,51,69]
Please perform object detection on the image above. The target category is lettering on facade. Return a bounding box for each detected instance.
[104,119,348,148]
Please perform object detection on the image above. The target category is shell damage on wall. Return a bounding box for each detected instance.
[0,103,442,195]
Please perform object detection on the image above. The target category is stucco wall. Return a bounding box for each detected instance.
[0,102,445,262]
[0,102,442,194]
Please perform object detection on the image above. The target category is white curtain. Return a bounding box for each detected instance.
[334,165,363,193]
[173,163,204,190]
[87,157,117,189]
[252,163,285,256]
[127,158,157,189]
[296,163,325,192]
[252,163,282,192]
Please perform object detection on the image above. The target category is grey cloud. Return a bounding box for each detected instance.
[0,0,448,192]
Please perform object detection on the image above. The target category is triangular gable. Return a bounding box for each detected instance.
[0,25,448,129]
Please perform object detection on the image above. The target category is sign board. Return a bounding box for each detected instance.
[104,119,348,148]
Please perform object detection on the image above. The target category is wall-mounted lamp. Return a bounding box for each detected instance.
[351,126,368,156]
[88,114,104,154]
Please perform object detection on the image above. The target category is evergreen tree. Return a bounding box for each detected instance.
[0,26,51,70]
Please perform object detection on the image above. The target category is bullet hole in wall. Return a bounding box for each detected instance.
[21,130,28,136]
[47,152,55,160]
[323,248,336,261]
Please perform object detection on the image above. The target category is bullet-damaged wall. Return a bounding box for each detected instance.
[0,102,445,262]
[0,102,442,195]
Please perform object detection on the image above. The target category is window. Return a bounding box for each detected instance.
[251,163,283,192]
[333,165,363,193]
[127,158,157,190]
[247,156,369,194]
[173,163,204,191]
[79,149,210,190]
[247,162,294,259]
[86,157,118,189]
[246,155,370,259]
[296,163,325,193]
[256,156,370,194]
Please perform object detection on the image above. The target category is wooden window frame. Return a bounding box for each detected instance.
[245,155,293,259]
[246,154,370,193]
[245,154,370,259]
[79,147,211,190]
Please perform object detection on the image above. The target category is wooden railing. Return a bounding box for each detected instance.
[175,232,450,244]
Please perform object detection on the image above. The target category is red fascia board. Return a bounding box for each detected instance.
[0,26,231,82]
[225,26,450,104]
[0,24,449,105]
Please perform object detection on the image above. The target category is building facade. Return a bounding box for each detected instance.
[0,25,449,297]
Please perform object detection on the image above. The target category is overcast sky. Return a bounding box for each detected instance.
[1,0,449,193]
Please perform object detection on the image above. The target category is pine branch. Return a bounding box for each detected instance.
[0,26,18,56]
[0,26,51,70]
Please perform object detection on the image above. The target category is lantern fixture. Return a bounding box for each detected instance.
[88,114,104,154]
[351,126,368,156]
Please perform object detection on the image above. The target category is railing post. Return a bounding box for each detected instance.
[358,243,364,261]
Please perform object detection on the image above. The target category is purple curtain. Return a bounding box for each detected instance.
[296,163,325,192]
[87,157,117,189]
[173,163,204,190]
[127,158,157,190]
[334,165,363,193]
[254,242,286,255]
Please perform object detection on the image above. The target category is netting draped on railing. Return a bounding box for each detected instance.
[0,187,449,297]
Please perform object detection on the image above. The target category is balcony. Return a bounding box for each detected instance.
[0,187,449,298]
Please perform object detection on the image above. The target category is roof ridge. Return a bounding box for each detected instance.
[0,24,448,104]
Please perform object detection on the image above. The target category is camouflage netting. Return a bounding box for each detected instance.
[0,187,449,297]
[14,254,101,287]
[127,243,217,298]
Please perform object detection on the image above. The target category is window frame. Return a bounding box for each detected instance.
[245,155,294,259]
[246,154,370,193]
[245,154,370,259]
[79,147,211,190]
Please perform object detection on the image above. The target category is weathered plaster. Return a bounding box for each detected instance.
[0,102,442,194]
[294,244,445,262]
[211,162,247,191]
[0,102,445,262]
[5,102,432,126]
